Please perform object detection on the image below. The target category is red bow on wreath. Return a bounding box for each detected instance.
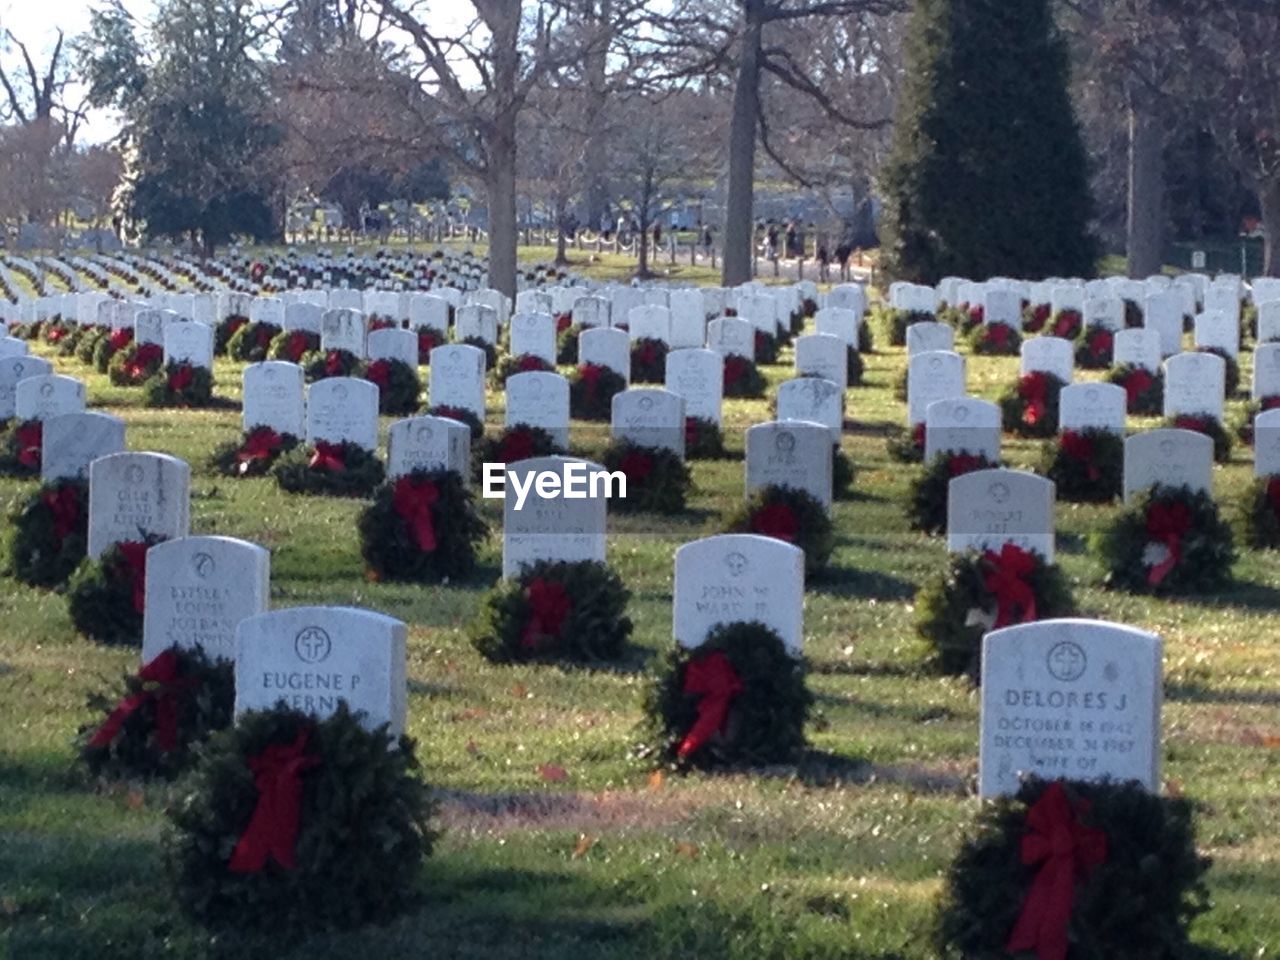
[418,331,438,358]
[392,476,440,552]
[948,452,984,477]
[986,323,1012,348]
[285,332,310,362]
[518,354,547,373]
[1006,781,1108,960]
[501,428,535,464]
[1087,329,1113,362]
[982,543,1038,629]
[1145,500,1191,585]
[168,364,194,392]
[1059,431,1099,481]
[324,351,345,377]
[521,577,571,649]
[365,358,392,390]
[677,650,744,760]
[109,328,133,352]
[87,648,192,753]
[556,313,572,333]
[116,540,150,614]
[1121,369,1154,407]
[750,502,798,542]
[911,422,926,450]
[41,485,81,544]
[723,355,750,389]
[1030,304,1051,331]
[236,427,283,472]
[619,450,654,483]
[637,341,661,366]
[308,441,347,472]
[1053,311,1080,339]
[15,421,42,467]
[256,325,275,348]
[228,728,321,873]
[1018,372,1049,427]
[968,305,985,326]
[580,363,603,399]
[1173,415,1210,435]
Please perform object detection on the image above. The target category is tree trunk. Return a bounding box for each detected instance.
[581,0,612,226]
[721,6,764,288]
[1126,101,1163,278]
[1262,179,1280,277]
[486,12,521,299]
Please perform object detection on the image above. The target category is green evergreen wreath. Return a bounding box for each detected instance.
[273,441,385,498]
[914,546,1075,681]
[907,452,999,535]
[42,319,76,352]
[1105,364,1163,416]
[631,337,669,383]
[754,329,780,364]
[1089,485,1235,594]
[639,621,811,770]
[844,345,865,387]
[94,327,134,372]
[1075,325,1115,369]
[601,440,691,513]
[1048,308,1083,341]
[1163,413,1232,463]
[684,416,728,459]
[143,361,215,408]
[470,559,633,664]
[833,446,856,498]
[214,315,249,355]
[458,334,498,369]
[1124,297,1145,328]
[874,306,934,347]
[493,352,554,386]
[887,422,926,463]
[1240,475,1280,550]
[67,536,166,646]
[358,469,489,583]
[556,322,581,365]
[999,371,1064,438]
[1197,346,1240,397]
[0,417,43,476]
[227,321,282,362]
[78,647,234,780]
[1023,302,1052,334]
[568,363,626,421]
[76,326,107,364]
[108,341,164,386]
[723,484,833,576]
[969,322,1022,356]
[477,425,566,468]
[426,404,485,441]
[723,354,767,399]
[3,478,88,588]
[166,703,438,933]
[301,348,361,382]
[210,427,301,478]
[1042,428,1123,503]
[362,357,421,415]
[934,778,1209,960]
[268,329,319,364]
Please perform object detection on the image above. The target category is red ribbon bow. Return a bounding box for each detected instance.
[501,428,535,464]
[1121,369,1153,407]
[308,441,347,472]
[1087,328,1113,362]
[912,422,926,450]
[1029,304,1051,331]
[556,313,572,333]
[15,421,42,468]
[109,328,133,352]
[41,485,81,544]
[228,728,321,873]
[1019,372,1049,427]
[365,359,392,390]
[982,543,1038,629]
[236,427,283,471]
[948,453,984,477]
[518,354,547,372]
[392,476,440,552]
[88,649,191,753]
[285,332,310,362]
[1053,310,1081,339]
[324,351,344,377]
[750,502,798,542]
[521,578,572,649]
[637,341,660,366]
[677,651,744,760]
[1145,500,1191,585]
[1059,430,1099,481]
[724,355,749,388]
[116,540,149,614]
[619,450,654,482]
[1005,781,1108,960]
[168,364,194,392]
[1173,415,1210,436]
[987,323,1012,348]
[418,331,438,360]
[968,304,985,326]
[580,364,604,398]
[256,325,275,348]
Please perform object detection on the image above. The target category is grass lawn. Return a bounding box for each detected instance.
[1,304,1278,959]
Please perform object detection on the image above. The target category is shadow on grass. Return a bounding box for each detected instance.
[809,659,927,679]
[809,565,917,601]
[1164,681,1280,706]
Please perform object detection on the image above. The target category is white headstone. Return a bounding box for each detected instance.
[794,334,848,391]
[387,415,470,480]
[628,305,673,345]
[87,452,191,559]
[0,337,28,358]
[1253,343,1280,400]
[407,294,450,333]
[1113,328,1161,373]
[579,327,630,381]
[610,388,685,457]
[243,361,306,437]
[1162,352,1225,421]
[505,371,570,448]
[979,618,1162,797]
[40,411,126,482]
[509,311,558,364]
[815,308,862,348]
[1083,297,1125,332]
[947,468,1055,561]
[571,295,610,330]
[501,455,608,576]
[306,377,379,451]
[668,290,707,349]
[234,606,407,735]
[1193,311,1240,360]
[665,348,722,427]
[0,355,53,419]
[14,374,85,421]
[163,321,214,369]
[367,327,419,368]
[429,344,486,420]
[673,534,804,653]
[706,317,754,360]
[984,289,1022,328]
[776,377,842,443]
[284,302,323,334]
[1019,337,1074,383]
[320,308,367,357]
[1254,409,1280,477]
[1257,301,1280,344]
[455,304,498,346]
[1123,428,1213,502]
[908,351,966,426]
[1059,383,1126,434]
[142,535,270,663]
[906,321,955,356]
[924,397,1000,462]
[1144,291,1184,357]
[745,420,833,508]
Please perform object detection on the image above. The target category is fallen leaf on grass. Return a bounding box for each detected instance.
[125,789,145,810]
[674,842,700,860]
[511,683,529,699]
[648,769,666,791]
[538,764,568,782]
[572,834,597,859]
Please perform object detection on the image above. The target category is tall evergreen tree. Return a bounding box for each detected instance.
[879,0,1097,282]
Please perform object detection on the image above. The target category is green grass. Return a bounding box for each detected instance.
[1,316,1278,959]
